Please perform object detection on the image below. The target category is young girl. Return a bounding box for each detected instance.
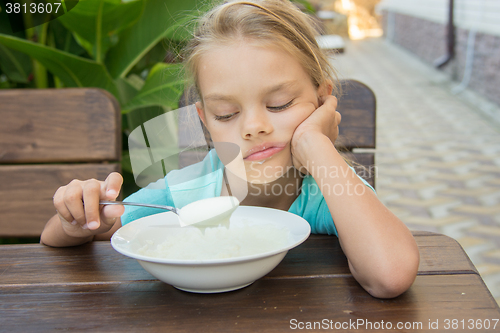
[41,0,419,298]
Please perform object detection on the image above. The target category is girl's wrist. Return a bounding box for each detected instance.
[292,131,335,172]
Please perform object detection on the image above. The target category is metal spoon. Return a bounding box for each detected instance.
[100,201,180,214]
[99,196,239,228]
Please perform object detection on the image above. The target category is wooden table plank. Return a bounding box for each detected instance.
[0,232,477,286]
[412,232,478,275]
[1,275,498,332]
[0,232,497,332]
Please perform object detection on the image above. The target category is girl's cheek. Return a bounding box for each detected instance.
[289,102,316,126]
[208,126,238,143]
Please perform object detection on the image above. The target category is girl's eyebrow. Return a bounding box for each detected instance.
[265,80,297,95]
[204,94,234,102]
[204,80,298,102]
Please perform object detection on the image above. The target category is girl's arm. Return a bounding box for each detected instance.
[41,214,122,247]
[298,133,419,298]
[292,96,419,298]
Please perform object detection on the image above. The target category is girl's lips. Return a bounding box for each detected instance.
[244,144,286,161]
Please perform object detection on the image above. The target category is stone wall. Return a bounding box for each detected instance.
[381,11,500,107]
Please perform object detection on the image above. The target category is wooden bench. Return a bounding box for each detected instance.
[0,88,121,238]
[336,79,376,188]
[179,79,376,188]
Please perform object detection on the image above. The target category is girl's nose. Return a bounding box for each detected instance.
[242,108,274,139]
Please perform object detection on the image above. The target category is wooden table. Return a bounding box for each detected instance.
[1,231,499,332]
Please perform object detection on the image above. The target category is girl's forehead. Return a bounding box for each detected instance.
[199,37,306,68]
[196,42,311,95]
[200,39,282,61]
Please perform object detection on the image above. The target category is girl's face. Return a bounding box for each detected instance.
[196,41,330,183]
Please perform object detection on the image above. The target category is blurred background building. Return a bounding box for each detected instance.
[378,0,500,108]
[312,0,500,110]
[312,0,383,39]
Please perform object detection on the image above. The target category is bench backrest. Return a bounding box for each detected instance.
[336,79,376,187]
[0,88,121,238]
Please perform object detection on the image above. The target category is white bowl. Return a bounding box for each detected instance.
[111,206,311,293]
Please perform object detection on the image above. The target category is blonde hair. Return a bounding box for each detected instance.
[184,0,339,100]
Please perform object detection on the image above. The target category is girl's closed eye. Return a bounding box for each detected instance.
[212,99,294,121]
[210,102,239,121]
[267,99,294,112]
[214,112,238,121]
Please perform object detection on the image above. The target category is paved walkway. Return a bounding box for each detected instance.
[333,38,500,304]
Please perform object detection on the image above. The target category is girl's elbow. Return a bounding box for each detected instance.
[368,274,416,299]
[368,257,420,299]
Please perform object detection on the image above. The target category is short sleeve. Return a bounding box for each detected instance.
[121,178,174,225]
[288,176,338,236]
[288,168,376,236]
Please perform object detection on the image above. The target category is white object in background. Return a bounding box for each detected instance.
[316,35,345,51]
[317,10,336,20]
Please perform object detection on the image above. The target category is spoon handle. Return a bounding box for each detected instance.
[99,200,179,214]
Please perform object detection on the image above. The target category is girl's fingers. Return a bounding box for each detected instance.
[101,205,125,223]
[53,173,124,234]
[319,96,340,128]
[82,179,102,230]
[314,96,338,121]
[53,187,75,224]
[319,94,337,108]
[102,172,123,200]
[100,172,124,226]
[63,182,87,226]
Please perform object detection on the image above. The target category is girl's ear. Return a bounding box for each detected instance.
[317,79,334,98]
[195,101,206,126]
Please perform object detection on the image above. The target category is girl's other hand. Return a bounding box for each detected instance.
[52,172,124,238]
[291,95,341,173]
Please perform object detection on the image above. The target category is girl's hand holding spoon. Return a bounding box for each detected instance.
[53,172,124,238]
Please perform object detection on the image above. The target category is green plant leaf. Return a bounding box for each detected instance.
[128,39,172,77]
[115,74,143,105]
[0,9,32,83]
[0,76,12,88]
[53,0,144,62]
[125,73,145,91]
[0,42,32,83]
[48,19,87,56]
[105,0,201,79]
[0,34,118,96]
[122,62,184,113]
[292,0,316,14]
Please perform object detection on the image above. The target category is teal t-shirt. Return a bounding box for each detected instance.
[121,149,374,236]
